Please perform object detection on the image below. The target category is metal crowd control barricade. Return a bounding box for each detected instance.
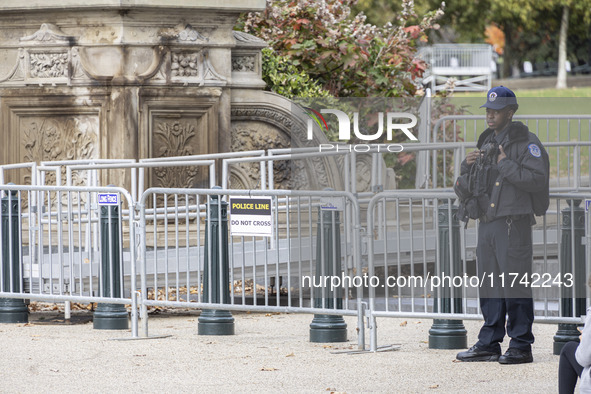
[0,162,38,186]
[266,145,399,195]
[136,187,365,347]
[140,150,267,190]
[0,184,139,337]
[425,115,591,189]
[39,159,136,186]
[418,44,493,92]
[365,190,587,352]
[221,150,350,191]
[65,160,217,204]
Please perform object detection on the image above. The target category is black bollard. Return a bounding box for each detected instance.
[0,188,28,323]
[93,194,129,330]
[429,203,467,349]
[553,199,586,355]
[309,204,347,343]
[198,189,234,335]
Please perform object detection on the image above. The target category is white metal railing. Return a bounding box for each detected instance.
[418,44,493,91]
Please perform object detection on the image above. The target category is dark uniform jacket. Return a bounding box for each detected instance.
[460,121,549,220]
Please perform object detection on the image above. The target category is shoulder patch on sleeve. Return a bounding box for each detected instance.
[528,143,541,158]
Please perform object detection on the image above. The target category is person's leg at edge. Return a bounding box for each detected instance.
[559,341,584,394]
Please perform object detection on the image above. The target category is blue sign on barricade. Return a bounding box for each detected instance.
[98,193,119,205]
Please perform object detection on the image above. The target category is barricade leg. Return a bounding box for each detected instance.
[0,189,28,323]
[429,204,467,349]
[553,200,586,354]
[94,201,129,330]
[198,191,234,335]
[310,207,347,343]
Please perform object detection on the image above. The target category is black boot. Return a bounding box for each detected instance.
[456,345,501,362]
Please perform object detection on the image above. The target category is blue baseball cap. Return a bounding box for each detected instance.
[480,86,517,110]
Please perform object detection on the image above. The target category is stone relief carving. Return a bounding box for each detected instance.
[20,23,74,44]
[152,120,201,188]
[0,23,225,87]
[201,50,226,85]
[23,116,97,164]
[29,52,69,78]
[159,24,208,43]
[166,50,226,86]
[231,107,293,131]
[233,31,267,46]
[178,25,208,42]
[21,116,98,196]
[171,52,199,78]
[70,47,91,81]
[230,107,332,190]
[154,120,196,157]
[231,122,293,189]
[230,120,319,190]
[355,155,373,192]
[229,167,252,190]
[231,55,256,72]
[0,49,25,84]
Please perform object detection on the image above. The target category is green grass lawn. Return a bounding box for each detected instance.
[453,86,591,98]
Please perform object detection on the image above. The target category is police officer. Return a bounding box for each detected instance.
[455,86,550,364]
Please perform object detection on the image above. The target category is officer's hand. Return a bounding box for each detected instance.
[465,150,480,165]
[497,145,507,163]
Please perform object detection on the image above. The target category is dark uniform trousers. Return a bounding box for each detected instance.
[475,214,535,352]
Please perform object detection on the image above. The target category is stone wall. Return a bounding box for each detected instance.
[0,1,345,191]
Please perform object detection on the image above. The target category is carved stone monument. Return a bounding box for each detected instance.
[0,1,343,190]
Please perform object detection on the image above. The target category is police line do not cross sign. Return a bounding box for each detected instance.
[229,196,273,237]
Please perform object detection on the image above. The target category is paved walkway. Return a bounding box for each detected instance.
[0,309,563,393]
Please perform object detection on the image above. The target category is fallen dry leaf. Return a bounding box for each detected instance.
[429,384,439,389]
[400,321,407,327]
[285,352,295,357]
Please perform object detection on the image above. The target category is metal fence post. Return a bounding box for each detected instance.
[198,190,235,335]
[94,195,129,330]
[429,203,467,349]
[0,188,28,323]
[310,203,347,343]
[553,199,586,355]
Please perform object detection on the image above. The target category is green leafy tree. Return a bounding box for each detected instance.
[261,48,331,98]
[236,0,447,189]
[424,0,591,80]
[351,0,400,27]
[238,0,444,97]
